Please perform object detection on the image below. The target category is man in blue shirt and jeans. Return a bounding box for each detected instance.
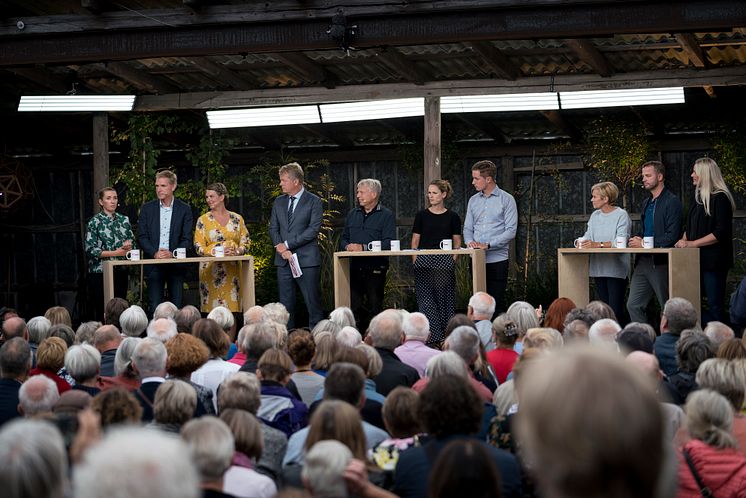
[464,160,518,316]
[626,161,683,324]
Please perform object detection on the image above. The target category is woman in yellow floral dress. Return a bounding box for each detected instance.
[193,183,250,313]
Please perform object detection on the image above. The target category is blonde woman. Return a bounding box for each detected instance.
[675,158,735,323]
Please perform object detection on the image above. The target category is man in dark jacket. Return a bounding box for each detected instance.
[0,338,31,426]
[369,309,419,396]
[627,161,683,324]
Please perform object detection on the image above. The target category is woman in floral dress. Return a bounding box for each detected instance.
[193,183,250,313]
[85,187,135,321]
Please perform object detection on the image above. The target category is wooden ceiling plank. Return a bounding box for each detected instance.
[7,67,71,93]
[272,52,337,89]
[564,39,613,77]
[182,56,255,90]
[103,61,179,94]
[674,33,708,68]
[468,41,520,80]
[375,47,427,85]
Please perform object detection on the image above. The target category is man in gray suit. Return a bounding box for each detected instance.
[270,162,324,329]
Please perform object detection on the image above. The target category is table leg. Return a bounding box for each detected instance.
[334,254,351,307]
[471,249,487,293]
[102,261,115,304]
[240,258,256,310]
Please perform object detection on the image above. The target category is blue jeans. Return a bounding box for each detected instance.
[701,269,728,325]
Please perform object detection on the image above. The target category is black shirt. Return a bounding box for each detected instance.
[685,191,733,271]
[412,209,462,249]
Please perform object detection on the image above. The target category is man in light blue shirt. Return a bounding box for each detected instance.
[464,160,518,316]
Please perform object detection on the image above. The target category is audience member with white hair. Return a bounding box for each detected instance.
[329,306,356,329]
[238,322,279,375]
[468,292,497,351]
[75,321,101,346]
[0,419,67,498]
[243,305,266,326]
[153,301,178,320]
[443,325,496,398]
[181,416,235,496]
[74,426,200,498]
[368,309,419,396]
[120,305,148,337]
[337,326,363,348]
[413,349,491,403]
[27,316,51,354]
[588,318,621,351]
[146,317,178,344]
[208,306,238,360]
[302,440,353,498]
[704,321,735,348]
[99,336,141,391]
[506,301,540,354]
[151,379,197,433]
[18,375,59,417]
[394,312,440,377]
[131,338,168,421]
[263,302,290,327]
[65,344,101,396]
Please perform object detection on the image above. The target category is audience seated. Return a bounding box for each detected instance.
[151,379,197,433]
[166,333,215,416]
[654,297,699,378]
[695,358,746,454]
[29,337,71,394]
[74,321,101,346]
[238,322,278,374]
[65,344,101,397]
[93,325,122,377]
[90,387,143,427]
[329,306,356,329]
[302,440,353,498]
[99,336,141,391]
[662,330,714,405]
[428,439,503,498]
[192,319,240,411]
[256,349,308,438]
[18,375,58,418]
[368,310,419,396]
[131,337,168,421]
[120,305,148,337]
[485,314,519,384]
[287,329,325,405]
[717,338,746,360]
[153,301,178,320]
[181,416,237,498]
[370,387,422,477]
[394,312,440,377]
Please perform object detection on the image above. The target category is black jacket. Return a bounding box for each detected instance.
[636,186,682,266]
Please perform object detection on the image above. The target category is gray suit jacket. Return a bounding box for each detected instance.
[269,190,323,268]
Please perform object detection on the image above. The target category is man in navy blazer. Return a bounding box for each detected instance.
[138,170,193,313]
[270,162,324,329]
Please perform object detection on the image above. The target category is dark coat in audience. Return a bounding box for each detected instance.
[371,348,419,396]
[0,378,20,427]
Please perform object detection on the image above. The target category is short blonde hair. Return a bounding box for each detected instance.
[155,170,177,185]
[591,182,619,206]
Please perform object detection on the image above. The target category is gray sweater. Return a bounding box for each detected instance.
[581,207,632,279]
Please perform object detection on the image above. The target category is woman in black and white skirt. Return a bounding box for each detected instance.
[411,179,462,347]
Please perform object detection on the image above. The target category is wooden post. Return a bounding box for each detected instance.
[423,96,441,191]
[92,112,109,212]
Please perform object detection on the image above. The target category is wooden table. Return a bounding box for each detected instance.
[333,248,486,307]
[557,247,700,317]
[102,255,255,310]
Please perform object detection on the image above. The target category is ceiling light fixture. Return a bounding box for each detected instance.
[207,105,321,129]
[559,87,685,109]
[18,95,136,112]
[441,93,560,112]
[319,98,424,123]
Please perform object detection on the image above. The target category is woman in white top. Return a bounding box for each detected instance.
[575,182,631,323]
[190,318,239,411]
[220,409,277,498]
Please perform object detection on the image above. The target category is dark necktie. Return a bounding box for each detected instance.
[288,196,296,224]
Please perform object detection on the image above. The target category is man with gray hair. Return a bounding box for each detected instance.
[341,178,396,331]
[468,291,497,351]
[0,338,31,426]
[368,310,419,396]
[132,338,168,421]
[94,325,122,377]
[654,297,699,377]
[238,322,278,374]
[395,312,440,377]
[153,301,179,320]
[588,318,622,351]
[242,305,266,326]
[0,419,67,498]
[18,375,59,418]
[444,325,496,397]
[147,317,178,344]
[703,321,734,348]
[120,305,149,337]
[74,426,200,498]
[302,440,353,498]
[27,316,51,356]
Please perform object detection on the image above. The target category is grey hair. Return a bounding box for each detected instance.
[524,327,564,350]
[506,301,540,337]
[154,380,197,426]
[425,351,467,378]
[74,427,199,498]
[685,389,736,449]
[146,318,178,343]
[181,416,235,481]
[355,343,383,377]
[312,319,341,340]
[704,321,734,347]
[663,297,699,335]
[623,322,657,343]
[217,372,261,414]
[444,326,480,363]
[75,321,102,345]
[241,322,277,358]
[357,178,382,196]
[207,306,234,332]
[263,302,290,327]
[64,344,101,383]
[676,330,714,374]
[337,326,362,348]
[302,440,353,498]
[589,319,621,347]
[329,307,356,328]
[153,301,178,320]
[120,305,148,337]
[27,316,51,344]
[115,337,142,376]
[242,306,266,325]
[402,312,430,342]
[19,375,60,416]
[368,309,403,350]
[468,292,496,317]
[695,358,746,411]
[132,338,167,378]
[0,419,67,498]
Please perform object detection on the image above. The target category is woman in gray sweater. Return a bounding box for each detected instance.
[575,182,631,323]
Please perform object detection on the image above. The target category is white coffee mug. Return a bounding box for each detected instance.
[616,237,627,248]
[172,247,186,259]
[367,240,382,252]
[125,249,140,261]
[211,245,225,257]
[390,240,400,251]
[439,239,453,250]
[574,237,589,248]
[643,236,654,249]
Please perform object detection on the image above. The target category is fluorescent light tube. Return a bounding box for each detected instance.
[207,105,320,128]
[559,87,685,109]
[18,95,136,112]
[320,98,424,123]
[441,93,559,112]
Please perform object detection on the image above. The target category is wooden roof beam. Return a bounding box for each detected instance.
[540,110,581,140]
[564,39,613,77]
[299,125,355,148]
[674,33,708,68]
[7,67,73,94]
[272,53,337,89]
[182,57,256,90]
[468,41,520,80]
[375,47,428,85]
[456,114,512,143]
[102,61,179,94]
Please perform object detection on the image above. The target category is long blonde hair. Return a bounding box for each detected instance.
[693,158,735,216]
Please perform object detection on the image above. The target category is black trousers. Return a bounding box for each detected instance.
[87,268,129,322]
[350,267,387,334]
[486,260,509,318]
